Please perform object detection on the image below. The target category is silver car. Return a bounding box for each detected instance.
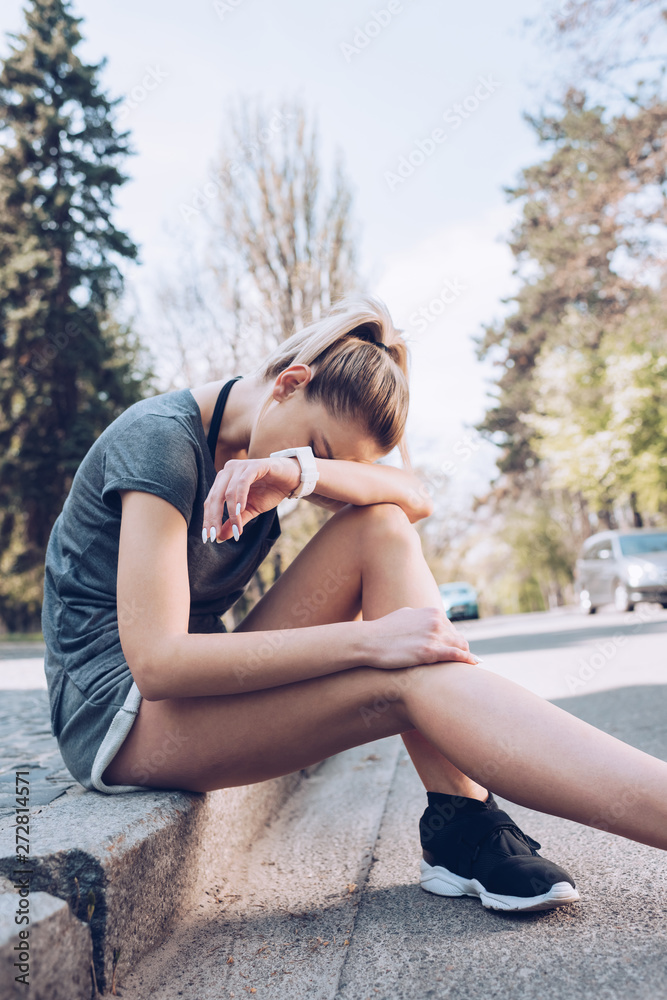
[575,528,667,613]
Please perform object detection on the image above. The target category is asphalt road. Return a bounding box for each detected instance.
[457,602,667,700]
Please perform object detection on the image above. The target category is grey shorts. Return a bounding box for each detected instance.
[50,615,229,795]
[54,671,155,795]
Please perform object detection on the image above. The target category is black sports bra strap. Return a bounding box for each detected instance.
[207,376,243,463]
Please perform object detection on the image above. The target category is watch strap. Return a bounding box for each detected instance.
[269,445,319,499]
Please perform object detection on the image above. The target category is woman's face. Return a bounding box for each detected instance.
[249,366,386,465]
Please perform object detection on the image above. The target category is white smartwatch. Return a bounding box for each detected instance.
[269,445,320,499]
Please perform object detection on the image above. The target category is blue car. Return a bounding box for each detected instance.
[438,581,479,621]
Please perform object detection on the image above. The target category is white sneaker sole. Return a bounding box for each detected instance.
[419,858,580,912]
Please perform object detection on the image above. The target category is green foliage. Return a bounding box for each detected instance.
[501,498,576,612]
[459,486,582,615]
[0,0,154,631]
[476,88,667,523]
[525,296,667,517]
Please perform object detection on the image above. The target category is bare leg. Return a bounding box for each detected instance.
[401,729,487,798]
[351,507,667,850]
[104,503,667,853]
[390,659,667,851]
[104,502,483,797]
[357,512,487,801]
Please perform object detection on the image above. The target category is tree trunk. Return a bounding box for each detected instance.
[630,492,644,528]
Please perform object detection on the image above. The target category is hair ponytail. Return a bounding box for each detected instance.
[250,293,413,470]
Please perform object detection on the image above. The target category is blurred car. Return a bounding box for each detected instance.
[439,581,479,620]
[575,528,667,614]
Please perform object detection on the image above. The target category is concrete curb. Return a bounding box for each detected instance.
[0,886,94,1000]
[0,762,323,996]
[117,737,404,998]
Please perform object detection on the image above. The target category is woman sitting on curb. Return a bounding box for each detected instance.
[43,292,667,913]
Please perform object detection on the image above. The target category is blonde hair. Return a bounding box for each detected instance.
[249,293,413,470]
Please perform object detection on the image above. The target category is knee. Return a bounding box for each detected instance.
[355,502,420,545]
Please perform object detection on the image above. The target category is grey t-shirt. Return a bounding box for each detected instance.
[42,387,281,735]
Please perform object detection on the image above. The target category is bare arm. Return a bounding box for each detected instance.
[303,458,434,523]
[117,489,372,701]
[118,465,474,700]
[302,493,351,515]
[201,453,433,545]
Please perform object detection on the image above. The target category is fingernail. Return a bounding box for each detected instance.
[232,523,240,542]
[474,656,483,663]
[236,502,241,516]
[215,534,223,543]
[202,528,208,544]
[210,526,216,542]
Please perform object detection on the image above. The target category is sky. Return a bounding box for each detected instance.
[2,0,569,495]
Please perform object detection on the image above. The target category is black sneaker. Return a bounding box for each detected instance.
[418,791,580,912]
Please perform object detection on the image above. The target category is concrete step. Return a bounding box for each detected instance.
[0,879,93,1000]
[0,761,323,996]
[117,736,403,999]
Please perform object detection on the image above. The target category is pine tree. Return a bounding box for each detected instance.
[0,0,151,632]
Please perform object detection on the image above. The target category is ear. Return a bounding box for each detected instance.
[274,364,313,400]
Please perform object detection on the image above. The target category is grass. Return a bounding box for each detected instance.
[0,632,44,642]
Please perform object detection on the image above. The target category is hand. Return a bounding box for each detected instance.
[365,606,480,669]
[202,456,300,542]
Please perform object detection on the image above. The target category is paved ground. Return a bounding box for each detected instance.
[113,605,667,997]
[1,604,666,997]
[0,642,76,818]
